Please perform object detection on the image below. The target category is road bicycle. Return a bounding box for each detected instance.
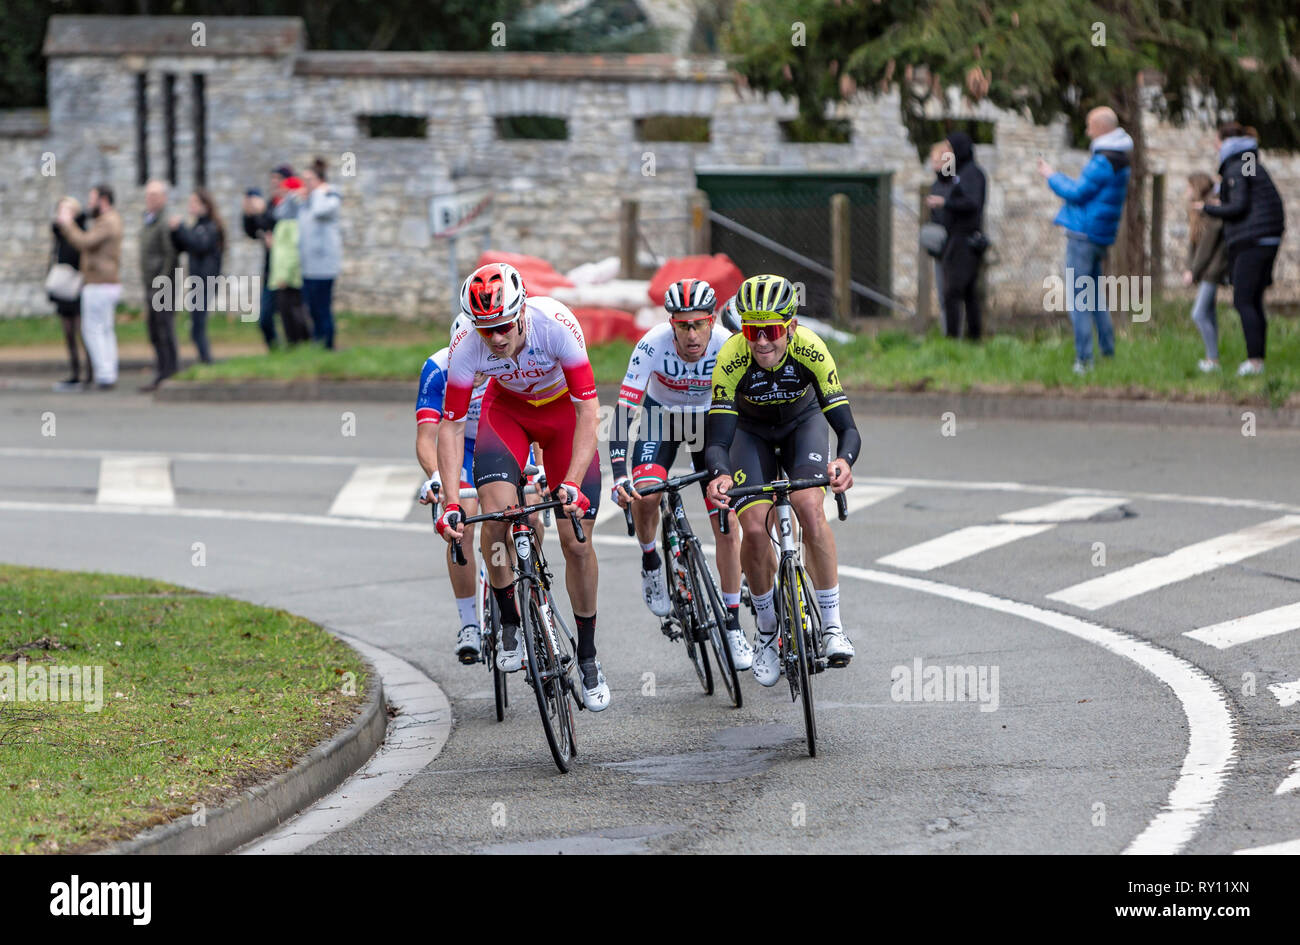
[719,476,847,757]
[428,468,548,723]
[450,483,587,773]
[621,468,741,708]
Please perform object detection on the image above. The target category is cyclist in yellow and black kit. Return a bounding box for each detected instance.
[705,274,861,686]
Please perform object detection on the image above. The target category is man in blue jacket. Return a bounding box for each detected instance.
[1038,107,1133,373]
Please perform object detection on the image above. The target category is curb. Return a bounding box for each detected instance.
[154,379,412,402]
[102,656,387,856]
[150,378,1300,429]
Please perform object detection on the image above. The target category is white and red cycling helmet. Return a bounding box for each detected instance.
[664,278,716,321]
[460,263,527,328]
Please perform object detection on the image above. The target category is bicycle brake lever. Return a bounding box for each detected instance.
[836,491,848,522]
[624,505,635,536]
[570,511,586,543]
[451,540,466,567]
[718,506,730,535]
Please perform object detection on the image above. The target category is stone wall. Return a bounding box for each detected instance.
[1,15,1295,323]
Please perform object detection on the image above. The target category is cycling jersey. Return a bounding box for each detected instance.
[443,295,597,420]
[705,324,861,478]
[610,321,728,479]
[416,347,486,439]
[617,321,730,410]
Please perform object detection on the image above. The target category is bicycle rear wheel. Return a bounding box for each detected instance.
[779,557,817,757]
[686,541,740,708]
[522,586,575,772]
[483,583,507,722]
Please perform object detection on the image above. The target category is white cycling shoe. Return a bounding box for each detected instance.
[642,566,672,617]
[751,632,780,687]
[578,658,611,711]
[455,624,482,665]
[496,624,524,673]
[822,627,855,667]
[726,622,754,671]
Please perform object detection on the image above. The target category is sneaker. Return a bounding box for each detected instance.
[578,658,610,712]
[1237,360,1264,377]
[641,566,671,617]
[1197,359,1220,374]
[496,623,524,673]
[752,632,780,687]
[1072,360,1090,376]
[725,612,753,671]
[455,624,481,665]
[822,627,855,668]
[53,377,82,392]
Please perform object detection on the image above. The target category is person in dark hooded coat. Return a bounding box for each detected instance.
[926,130,987,339]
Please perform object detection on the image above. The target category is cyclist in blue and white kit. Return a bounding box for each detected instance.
[415,316,491,663]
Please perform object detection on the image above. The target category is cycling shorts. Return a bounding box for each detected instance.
[630,438,720,513]
[726,413,829,515]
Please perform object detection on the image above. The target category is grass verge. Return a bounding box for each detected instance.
[0,564,368,854]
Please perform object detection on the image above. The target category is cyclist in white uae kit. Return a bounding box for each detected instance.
[435,263,610,711]
[610,278,753,670]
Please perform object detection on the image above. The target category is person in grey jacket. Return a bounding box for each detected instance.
[140,179,179,391]
[170,188,225,365]
[299,157,342,349]
[1181,172,1228,372]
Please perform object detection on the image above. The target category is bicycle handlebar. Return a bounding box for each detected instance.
[614,469,713,536]
[715,476,849,529]
[439,498,586,567]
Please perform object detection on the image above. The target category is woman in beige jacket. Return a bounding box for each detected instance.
[57,185,123,388]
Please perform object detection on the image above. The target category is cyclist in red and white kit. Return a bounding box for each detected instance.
[435,262,609,711]
[610,279,753,671]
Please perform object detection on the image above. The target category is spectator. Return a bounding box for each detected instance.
[1037,106,1133,374]
[927,131,987,340]
[1197,122,1286,376]
[48,196,88,391]
[140,179,179,392]
[267,176,312,344]
[298,157,342,350]
[1181,172,1227,373]
[170,187,226,367]
[56,184,122,390]
[241,164,293,349]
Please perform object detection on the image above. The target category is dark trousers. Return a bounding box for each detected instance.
[55,302,85,381]
[258,278,278,348]
[302,277,335,349]
[190,307,212,363]
[146,299,179,381]
[1230,243,1278,360]
[941,238,982,340]
[277,288,312,344]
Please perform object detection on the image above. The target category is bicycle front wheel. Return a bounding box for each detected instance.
[662,518,712,695]
[778,557,817,757]
[521,587,575,773]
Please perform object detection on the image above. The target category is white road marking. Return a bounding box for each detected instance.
[877,523,1054,571]
[998,495,1128,523]
[328,465,423,520]
[238,631,451,855]
[1184,603,1300,649]
[1268,678,1300,708]
[838,564,1236,856]
[1275,760,1300,796]
[96,456,175,507]
[1233,837,1300,855]
[1047,516,1300,611]
[837,484,902,518]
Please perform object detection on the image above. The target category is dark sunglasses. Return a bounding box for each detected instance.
[476,319,518,339]
[741,320,789,343]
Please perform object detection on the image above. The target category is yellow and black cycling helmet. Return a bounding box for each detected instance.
[735,274,798,322]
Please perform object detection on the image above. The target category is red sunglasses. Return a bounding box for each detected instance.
[741,320,790,343]
[476,319,519,339]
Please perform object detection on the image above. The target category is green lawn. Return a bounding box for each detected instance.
[171,301,1299,407]
[0,565,367,853]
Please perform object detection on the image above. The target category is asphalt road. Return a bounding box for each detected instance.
[2,374,1298,854]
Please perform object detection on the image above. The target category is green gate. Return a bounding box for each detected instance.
[695,170,894,318]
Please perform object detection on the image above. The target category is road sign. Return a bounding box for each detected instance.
[430,188,493,238]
